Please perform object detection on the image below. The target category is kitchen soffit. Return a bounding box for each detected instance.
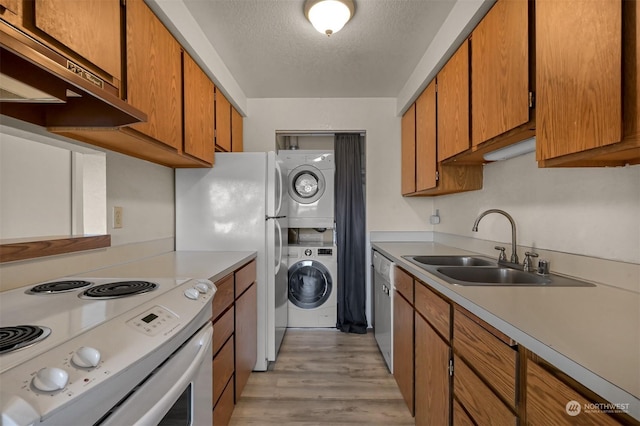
[182,0,456,99]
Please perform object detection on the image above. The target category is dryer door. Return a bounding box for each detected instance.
[288,260,332,309]
[288,165,326,205]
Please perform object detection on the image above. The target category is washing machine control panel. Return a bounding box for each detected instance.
[317,248,333,256]
[304,249,313,256]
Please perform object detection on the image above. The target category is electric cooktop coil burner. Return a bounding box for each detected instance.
[80,281,158,299]
[28,280,93,294]
[0,325,51,354]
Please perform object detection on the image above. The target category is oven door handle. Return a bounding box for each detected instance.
[133,324,213,425]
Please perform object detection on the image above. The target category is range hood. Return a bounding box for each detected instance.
[0,22,146,128]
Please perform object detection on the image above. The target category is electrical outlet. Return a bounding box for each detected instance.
[113,206,123,229]
[429,209,441,225]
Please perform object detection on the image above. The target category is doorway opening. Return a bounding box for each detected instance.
[276,131,367,332]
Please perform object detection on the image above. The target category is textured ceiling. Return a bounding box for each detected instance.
[183,0,456,99]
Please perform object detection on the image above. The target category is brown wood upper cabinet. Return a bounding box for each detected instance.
[0,0,19,16]
[215,88,244,153]
[401,103,417,195]
[52,0,215,168]
[183,52,215,164]
[400,78,483,197]
[437,39,470,162]
[231,105,244,152]
[402,86,437,195]
[415,80,437,192]
[127,0,182,152]
[0,0,121,87]
[536,0,639,167]
[33,0,121,82]
[469,0,534,155]
[215,87,232,152]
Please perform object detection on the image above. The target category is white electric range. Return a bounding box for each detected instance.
[0,276,216,425]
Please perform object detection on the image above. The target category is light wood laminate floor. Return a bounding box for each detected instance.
[230,328,414,425]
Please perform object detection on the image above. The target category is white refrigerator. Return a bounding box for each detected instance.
[175,152,288,371]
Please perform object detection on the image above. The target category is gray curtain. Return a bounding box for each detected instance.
[335,133,367,334]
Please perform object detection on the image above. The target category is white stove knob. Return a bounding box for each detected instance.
[195,283,209,294]
[196,279,213,288]
[0,395,40,426]
[184,288,199,300]
[32,367,69,392]
[72,346,101,368]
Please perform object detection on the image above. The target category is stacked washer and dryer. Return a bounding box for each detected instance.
[280,150,337,328]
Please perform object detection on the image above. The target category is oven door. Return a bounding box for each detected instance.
[99,323,213,426]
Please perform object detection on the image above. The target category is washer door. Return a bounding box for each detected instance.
[288,165,326,204]
[288,260,332,309]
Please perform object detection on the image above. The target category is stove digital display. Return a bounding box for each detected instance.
[141,313,158,324]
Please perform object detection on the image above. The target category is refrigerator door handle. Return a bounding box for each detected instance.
[274,219,283,274]
[275,159,284,216]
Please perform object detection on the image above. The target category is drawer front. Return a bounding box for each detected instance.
[526,360,622,426]
[453,397,475,426]
[394,267,414,303]
[235,283,257,401]
[212,305,234,357]
[414,281,451,341]
[235,259,257,297]
[213,377,235,426]
[213,335,234,406]
[453,308,517,408]
[454,355,517,426]
[213,273,234,321]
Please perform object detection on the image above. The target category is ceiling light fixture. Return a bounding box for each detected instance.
[305,0,355,37]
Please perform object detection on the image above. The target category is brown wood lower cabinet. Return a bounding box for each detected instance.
[452,306,518,425]
[393,289,414,415]
[415,311,450,425]
[213,336,235,406]
[395,266,636,426]
[213,379,235,426]
[525,357,625,426]
[234,281,257,400]
[453,354,517,425]
[211,258,257,425]
[453,307,518,408]
[453,397,475,426]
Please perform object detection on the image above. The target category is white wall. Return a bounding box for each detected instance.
[0,133,72,239]
[105,151,175,247]
[245,97,434,233]
[434,152,640,264]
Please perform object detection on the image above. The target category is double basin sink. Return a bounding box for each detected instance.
[402,255,595,287]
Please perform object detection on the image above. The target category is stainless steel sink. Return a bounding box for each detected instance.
[402,255,496,267]
[401,255,596,287]
[436,267,549,285]
[432,266,595,287]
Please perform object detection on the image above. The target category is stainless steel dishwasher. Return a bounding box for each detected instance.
[373,250,395,372]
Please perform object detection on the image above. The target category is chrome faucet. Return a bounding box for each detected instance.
[472,209,519,264]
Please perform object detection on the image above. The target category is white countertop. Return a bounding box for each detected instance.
[372,242,640,420]
[75,251,257,283]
